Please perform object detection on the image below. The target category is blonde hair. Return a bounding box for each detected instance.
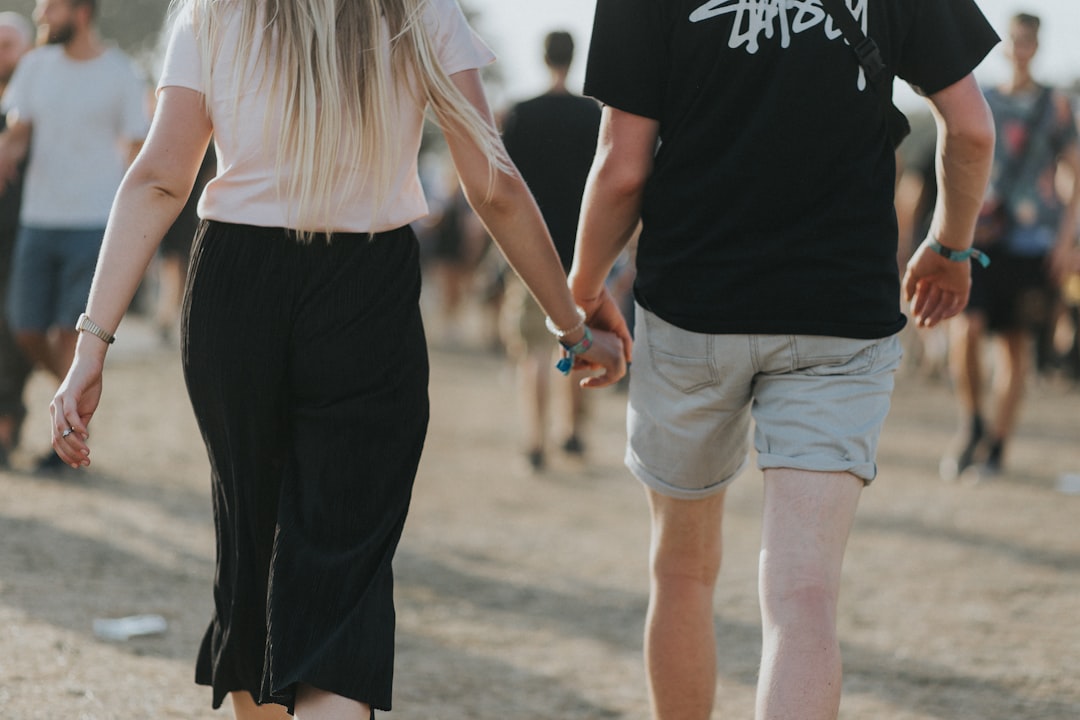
[175,0,509,240]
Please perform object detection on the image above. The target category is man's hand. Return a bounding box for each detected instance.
[574,286,633,365]
[902,239,973,328]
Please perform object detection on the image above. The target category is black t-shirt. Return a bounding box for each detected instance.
[585,0,998,337]
[503,92,601,271]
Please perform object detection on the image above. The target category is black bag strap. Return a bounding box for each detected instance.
[818,0,910,147]
[993,85,1053,206]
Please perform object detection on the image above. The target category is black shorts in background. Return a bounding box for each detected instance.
[967,249,1057,334]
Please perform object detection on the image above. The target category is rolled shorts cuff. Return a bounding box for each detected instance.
[757,452,878,485]
[625,446,748,500]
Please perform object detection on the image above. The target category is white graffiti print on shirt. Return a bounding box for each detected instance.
[690,0,869,88]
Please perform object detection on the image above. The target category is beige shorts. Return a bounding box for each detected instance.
[500,278,554,357]
[626,305,903,499]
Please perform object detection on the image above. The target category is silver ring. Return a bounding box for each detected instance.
[62,428,74,438]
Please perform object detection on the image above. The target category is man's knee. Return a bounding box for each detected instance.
[651,544,722,589]
[648,489,725,586]
[759,560,842,642]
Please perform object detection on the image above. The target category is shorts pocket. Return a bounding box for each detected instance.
[792,336,879,376]
[643,313,716,393]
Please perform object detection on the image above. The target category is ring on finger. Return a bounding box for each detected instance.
[62,428,74,438]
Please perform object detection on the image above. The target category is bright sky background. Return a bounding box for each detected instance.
[468,0,1080,112]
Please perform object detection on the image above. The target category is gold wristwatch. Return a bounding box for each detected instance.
[75,313,116,345]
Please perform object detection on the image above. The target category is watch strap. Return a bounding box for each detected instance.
[76,313,116,344]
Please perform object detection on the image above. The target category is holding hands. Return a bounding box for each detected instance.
[563,324,628,388]
[573,286,633,363]
[550,294,631,388]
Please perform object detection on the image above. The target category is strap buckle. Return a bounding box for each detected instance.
[853,38,886,81]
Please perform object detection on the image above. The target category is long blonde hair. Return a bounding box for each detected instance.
[176,0,509,239]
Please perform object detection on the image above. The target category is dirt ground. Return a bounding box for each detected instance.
[0,305,1078,720]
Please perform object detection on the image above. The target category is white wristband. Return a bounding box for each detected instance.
[544,305,587,339]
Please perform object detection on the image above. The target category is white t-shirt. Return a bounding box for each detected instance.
[1,45,149,228]
[158,0,495,233]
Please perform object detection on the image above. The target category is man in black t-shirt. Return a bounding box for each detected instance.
[567,1,998,718]
[501,31,601,470]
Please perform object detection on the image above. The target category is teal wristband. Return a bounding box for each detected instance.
[928,239,991,268]
[555,326,593,375]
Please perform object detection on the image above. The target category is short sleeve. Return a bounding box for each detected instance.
[584,0,666,119]
[158,7,204,95]
[897,0,999,96]
[423,0,495,76]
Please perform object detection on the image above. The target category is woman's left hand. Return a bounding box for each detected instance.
[50,355,105,469]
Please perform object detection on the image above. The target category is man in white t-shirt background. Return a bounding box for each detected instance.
[0,0,148,473]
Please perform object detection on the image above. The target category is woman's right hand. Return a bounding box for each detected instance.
[572,327,627,388]
[50,354,105,469]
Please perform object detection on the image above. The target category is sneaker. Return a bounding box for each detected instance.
[561,435,585,457]
[526,448,545,472]
[976,440,1005,481]
[975,458,1003,481]
[940,443,976,482]
[940,418,985,482]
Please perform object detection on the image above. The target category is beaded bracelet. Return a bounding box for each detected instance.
[928,239,991,268]
[545,305,587,339]
[555,326,594,376]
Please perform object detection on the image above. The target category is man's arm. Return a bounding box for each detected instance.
[0,114,31,195]
[902,73,995,328]
[568,106,658,351]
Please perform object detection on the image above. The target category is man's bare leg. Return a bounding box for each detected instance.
[643,487,726,720]
[755,469,862,720]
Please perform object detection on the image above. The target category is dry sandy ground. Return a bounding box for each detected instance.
[0,312,1078,720]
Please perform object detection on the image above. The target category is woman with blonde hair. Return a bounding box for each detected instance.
[48,0,630,717]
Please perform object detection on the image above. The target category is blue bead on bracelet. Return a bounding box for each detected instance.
[928,239,991,268]
[556,326,594,375]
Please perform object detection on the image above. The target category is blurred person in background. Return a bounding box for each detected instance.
[425,177,489,346]
[501,30,601,470]
[0,11,35,467]
[942,12,1080,481]
[0,0,148,473]
[154,144,215,344]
